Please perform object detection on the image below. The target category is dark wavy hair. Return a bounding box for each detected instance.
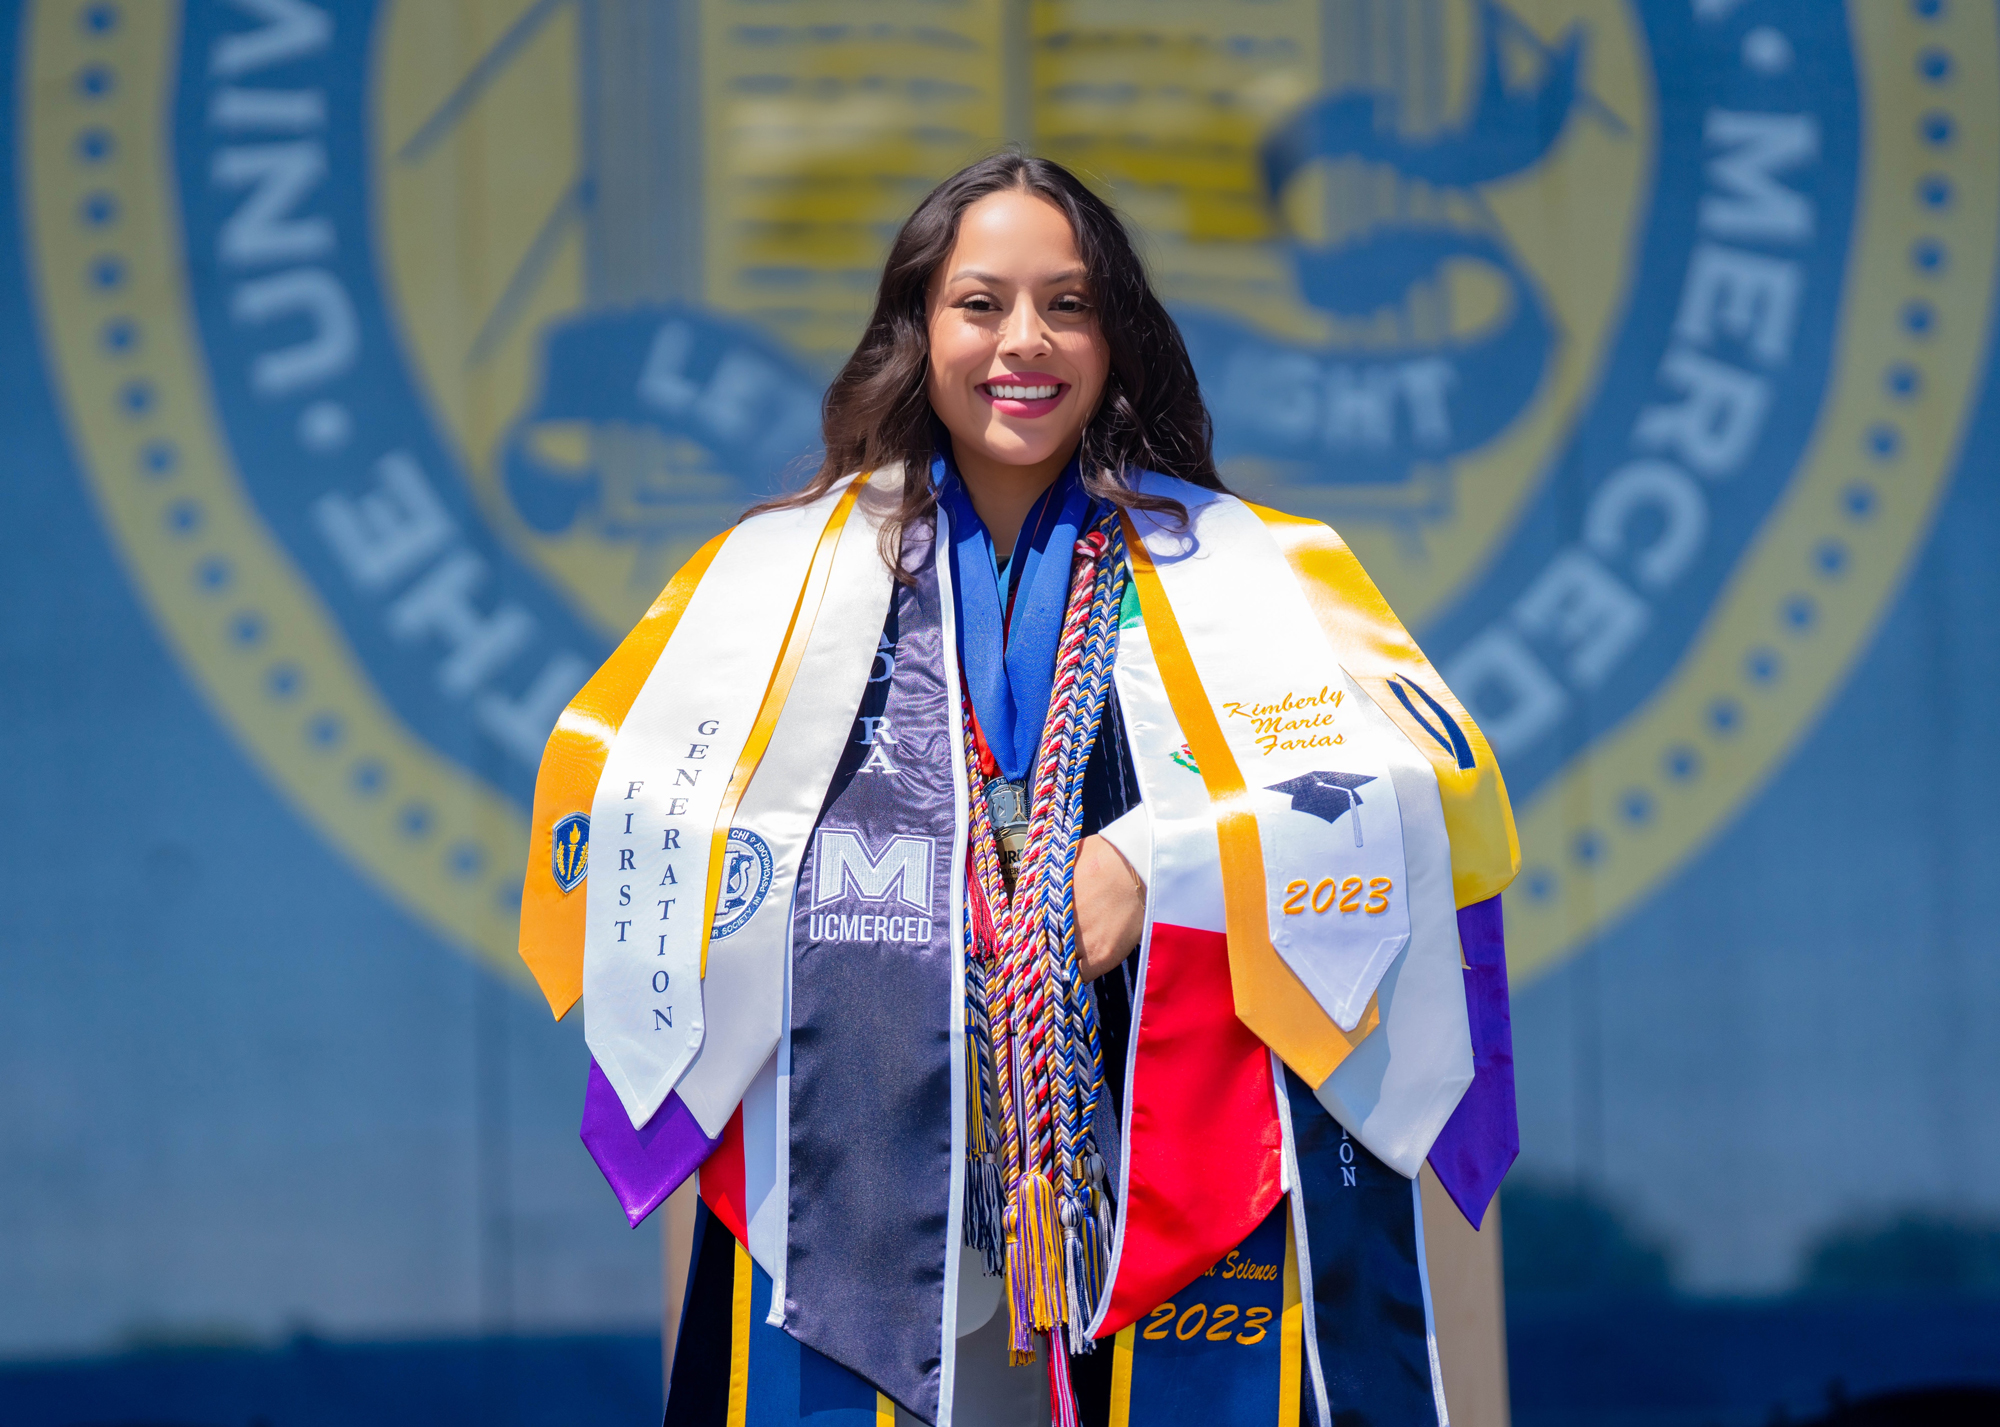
[750,152,1224,565]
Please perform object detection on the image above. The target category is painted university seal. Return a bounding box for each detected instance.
[21,0,1995,981]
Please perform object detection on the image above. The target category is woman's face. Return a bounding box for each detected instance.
[926,189,1110,482]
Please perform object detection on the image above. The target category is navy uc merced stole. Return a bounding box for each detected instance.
[746,1245,884,1427]
[785,525,958,1420]
[669,1200,884,1427]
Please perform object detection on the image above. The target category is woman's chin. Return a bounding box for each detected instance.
[958,426,1078,474]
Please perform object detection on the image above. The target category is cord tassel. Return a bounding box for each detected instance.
[1003,1197,1035,1364]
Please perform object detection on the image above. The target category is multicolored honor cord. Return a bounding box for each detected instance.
[961,509,1128,1424]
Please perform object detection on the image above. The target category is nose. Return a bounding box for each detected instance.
[999,295,1053,361]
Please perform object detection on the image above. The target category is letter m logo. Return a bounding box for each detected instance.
[812,829,933,913]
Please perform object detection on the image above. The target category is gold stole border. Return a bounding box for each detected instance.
[1120,513,1379,1088]
[729,1237,754,1427]
[1248,504,1519,909]
[519,528,728,1017]
[518,478,868,1015]
[701,477,870,974]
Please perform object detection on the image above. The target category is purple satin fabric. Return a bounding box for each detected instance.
[579,1058,720,1228]
[1425,895,1518,1230]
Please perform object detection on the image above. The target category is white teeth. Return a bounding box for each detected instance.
[987,384,1060,401]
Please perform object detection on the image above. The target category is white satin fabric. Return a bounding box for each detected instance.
[1121,479,1473,1177]
[1129,481,1422,1034]
[584,492,840,1128]
[674,471,902,1137]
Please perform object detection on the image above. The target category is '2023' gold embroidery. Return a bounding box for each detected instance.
[1282,876,1393,915]
[1140,1301,1274,1345]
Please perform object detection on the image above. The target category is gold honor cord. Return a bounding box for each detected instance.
[1118,515,1378,1088]
[700,475,872,978]
[520,529,732,1017]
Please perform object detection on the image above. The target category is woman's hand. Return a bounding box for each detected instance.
[1074,833,1146,981]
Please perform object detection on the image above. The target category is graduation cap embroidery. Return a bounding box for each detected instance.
[1267,771,1375,846]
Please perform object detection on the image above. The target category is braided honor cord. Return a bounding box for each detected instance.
[960,510,1128,1420]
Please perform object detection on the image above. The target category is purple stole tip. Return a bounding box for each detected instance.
[1426,895,1520,1230]
[579,1058,721,1228]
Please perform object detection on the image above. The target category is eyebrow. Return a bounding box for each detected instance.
[947,267,1087,286]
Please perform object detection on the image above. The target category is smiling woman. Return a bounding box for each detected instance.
[533,151,1522,1427]
[752,153,1224,570]
[923,189,1111,546]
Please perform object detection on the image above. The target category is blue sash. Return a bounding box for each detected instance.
[1114,1199,1298,1426]
[934,454,1094,780]
[784,524,960,1420]
[1102,1082,1446,1427]
[1286,1071,1443,1427]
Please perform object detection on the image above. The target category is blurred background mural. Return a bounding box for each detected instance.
[3,0,1998,1422]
